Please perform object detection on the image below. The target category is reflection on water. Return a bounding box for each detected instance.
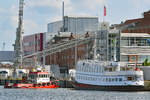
[0,86,149,100]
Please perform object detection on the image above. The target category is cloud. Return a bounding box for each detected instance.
[72,0,107,11]
[47,16,62,23]
[5,4,41,35]
[23,19,39,34]
[9,5,18,28]
[83,0,107,10]
[28,0,61,8]
[27,0,73,12]
[131,0,150,7]
[0,8,4,13]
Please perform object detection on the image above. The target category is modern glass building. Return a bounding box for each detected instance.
[63,16,99,34]
[120,33,150,63]
[47,21,63,33]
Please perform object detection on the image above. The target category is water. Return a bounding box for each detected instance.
[0,86,150,100]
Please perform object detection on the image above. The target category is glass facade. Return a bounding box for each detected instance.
[47,21,63,33]
[120,34,150,63]
[64,16,99,34]
[121,37,150,46]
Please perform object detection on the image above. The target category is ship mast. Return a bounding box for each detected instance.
[14,0,24,68]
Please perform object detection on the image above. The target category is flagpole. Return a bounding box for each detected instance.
[103,5,106,22]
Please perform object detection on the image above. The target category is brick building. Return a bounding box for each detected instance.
[23,32,94,71]
[118,10,150,33]
[23,33,45,56]
[45,33,94,72]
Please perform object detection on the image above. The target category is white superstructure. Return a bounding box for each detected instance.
[75,60,144,87]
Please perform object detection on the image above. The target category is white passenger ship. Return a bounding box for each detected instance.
[73,60,144,91]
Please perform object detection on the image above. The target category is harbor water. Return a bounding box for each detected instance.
[0,86,150,100]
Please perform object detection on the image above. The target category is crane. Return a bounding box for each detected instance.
[14,0,24,68]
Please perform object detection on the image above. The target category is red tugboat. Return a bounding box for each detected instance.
[4,70,60,89]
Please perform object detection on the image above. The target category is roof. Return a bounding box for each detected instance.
[123,18,142,25]
[64,15,98,18]
[0,51,15,62]
[119,11,150,29]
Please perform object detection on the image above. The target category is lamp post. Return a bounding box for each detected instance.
[75,17,77,67]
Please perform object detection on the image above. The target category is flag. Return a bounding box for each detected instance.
[104,6,106,16]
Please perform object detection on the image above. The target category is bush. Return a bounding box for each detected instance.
[142,58,150,66]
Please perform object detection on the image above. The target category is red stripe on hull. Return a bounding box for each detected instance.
[73,81,146,91]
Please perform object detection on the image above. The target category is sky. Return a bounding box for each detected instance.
[0,0,150,51]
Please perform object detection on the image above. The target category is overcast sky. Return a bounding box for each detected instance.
[0,0,150,51]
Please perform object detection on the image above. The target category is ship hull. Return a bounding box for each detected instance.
[4,83,59,89]
[4,80,60,89]
[73,81,145,91]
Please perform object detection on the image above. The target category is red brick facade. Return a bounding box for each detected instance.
[23,33,44,55]
[45,37,94,69]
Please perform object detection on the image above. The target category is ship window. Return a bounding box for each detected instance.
[127,77,133,81]
[77,76,79,79]
[103,78,105,82]
[99,78,101,81]
[115,78,118,81]
[43,83,46,86]
[106,78,108,82]
[112,78,115,82]
[119,78,122,81]
[109,78,111,82]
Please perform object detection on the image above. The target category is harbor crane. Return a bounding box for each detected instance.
[14,0,24,68]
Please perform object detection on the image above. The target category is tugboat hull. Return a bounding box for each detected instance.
[4,83,59,89]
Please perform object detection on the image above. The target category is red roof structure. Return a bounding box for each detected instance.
[118,10,150,33]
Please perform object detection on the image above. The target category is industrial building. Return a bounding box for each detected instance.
[23,32,94,71]
[96,21,150,64]
[112,10,150,63]
[23,33,46,56]
[47,16,99,34]
[0,51,15,62]
[95,22,120,61]
[47,21,63,33]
